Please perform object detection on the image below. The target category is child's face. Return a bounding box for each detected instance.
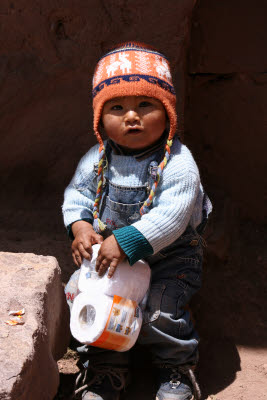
[101,96,167,150]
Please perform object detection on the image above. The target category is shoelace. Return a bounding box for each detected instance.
[74,365,128,397]
[161,364,201,400]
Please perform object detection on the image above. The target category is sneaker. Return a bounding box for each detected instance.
[155,365,201,400]
[74,362,128,400]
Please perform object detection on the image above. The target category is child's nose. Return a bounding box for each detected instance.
[124,110,140,124]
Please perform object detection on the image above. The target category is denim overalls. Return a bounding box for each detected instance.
[76,144,210,368]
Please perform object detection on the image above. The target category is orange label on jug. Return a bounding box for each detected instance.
[92,295,140,351]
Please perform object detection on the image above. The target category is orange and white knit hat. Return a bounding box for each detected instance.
[92,42,177,233]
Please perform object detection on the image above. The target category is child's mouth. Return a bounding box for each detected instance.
[127,128,143,135]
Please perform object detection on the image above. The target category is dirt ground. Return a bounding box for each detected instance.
[54,346,267,400]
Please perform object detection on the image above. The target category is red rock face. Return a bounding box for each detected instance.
[0,0,197,243]
[0,252,69,400]
[185,2,267,396]
[186,0,267,222]
[0,0,196,205]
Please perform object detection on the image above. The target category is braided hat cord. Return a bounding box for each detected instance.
[93,144,107,233]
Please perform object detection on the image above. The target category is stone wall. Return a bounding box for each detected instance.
[186,0,267,221]
[185,1,267,391]
[0,0,196,207]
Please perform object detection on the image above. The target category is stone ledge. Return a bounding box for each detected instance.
[0,252,70,400]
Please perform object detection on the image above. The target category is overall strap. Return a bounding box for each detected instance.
[147,146,165,181]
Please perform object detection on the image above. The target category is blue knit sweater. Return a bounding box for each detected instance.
[62,137,210,264]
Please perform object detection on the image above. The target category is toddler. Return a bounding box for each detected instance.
[63,42,212,400]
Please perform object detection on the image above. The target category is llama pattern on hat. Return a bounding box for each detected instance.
[94,49,173,87]
[155,56,172,82]
[92,47,175,100]
[106,53,132,77]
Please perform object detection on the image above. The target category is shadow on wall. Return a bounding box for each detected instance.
[185,0,267,396]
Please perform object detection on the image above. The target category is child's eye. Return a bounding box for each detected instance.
[139,101,151,107]
[111,105,123,110]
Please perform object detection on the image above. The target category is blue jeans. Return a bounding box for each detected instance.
[139,225,203,366]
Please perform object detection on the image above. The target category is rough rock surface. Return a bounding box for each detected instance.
[0,252,69,400]
[0,0,196,197]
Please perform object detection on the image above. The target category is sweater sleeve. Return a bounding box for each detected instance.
[132,169,200,254]
[113,225,153,265]
[62,144,99,230]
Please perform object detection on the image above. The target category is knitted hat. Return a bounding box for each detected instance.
[92,42,177,233]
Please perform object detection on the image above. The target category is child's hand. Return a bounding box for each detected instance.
[71,221,103,267]
[95,235,126,278]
